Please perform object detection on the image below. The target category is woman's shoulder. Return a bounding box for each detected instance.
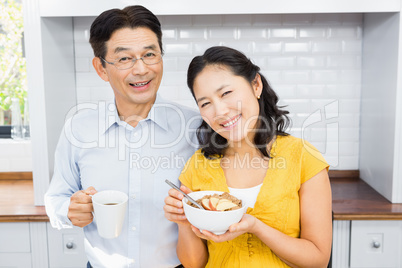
[274,135,320,156]
[180,149,222,186]
[185,149,220,168]
[275,134,328,167]
[275,134,304,149]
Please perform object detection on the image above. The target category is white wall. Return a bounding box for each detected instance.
[73,13,363,170]
[0,140,32,172]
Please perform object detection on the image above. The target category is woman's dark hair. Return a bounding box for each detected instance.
[187,46,290,159]
[89,5,163,67]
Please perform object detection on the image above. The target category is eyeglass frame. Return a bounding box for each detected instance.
[100,52,163,70]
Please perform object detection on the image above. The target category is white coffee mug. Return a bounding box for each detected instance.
[92,190,128,239]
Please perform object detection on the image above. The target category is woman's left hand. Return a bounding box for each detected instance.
[191,214,257,243]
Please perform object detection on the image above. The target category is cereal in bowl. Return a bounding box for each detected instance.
[188,192,242,211]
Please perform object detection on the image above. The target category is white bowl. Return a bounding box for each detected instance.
[183,191,247,235]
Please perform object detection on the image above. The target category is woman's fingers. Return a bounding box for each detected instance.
[163,204,184,214]
[168,188,184,200]
[180,185,192,194]
[164,195,183,208]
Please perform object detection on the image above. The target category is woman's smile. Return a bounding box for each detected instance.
[220,114,242,129]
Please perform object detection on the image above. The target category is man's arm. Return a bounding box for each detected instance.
[45,122,95,229]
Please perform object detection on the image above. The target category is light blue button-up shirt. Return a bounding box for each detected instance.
[45,95,200,268]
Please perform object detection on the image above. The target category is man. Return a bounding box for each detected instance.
[45,5,199,268]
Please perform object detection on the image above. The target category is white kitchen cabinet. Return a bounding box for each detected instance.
[350,221,402,268]
[47,223,87,268]
[359,12,402,203]
[0,223,32,268]
[332,220,402,268]
[0,222,86,268]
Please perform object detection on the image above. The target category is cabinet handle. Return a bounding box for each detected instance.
[372,241,381,248]
[66,242,74,249]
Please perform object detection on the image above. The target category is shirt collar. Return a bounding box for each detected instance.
[101,100,120,134]
[101,94,169,134]
[146,94,169,131]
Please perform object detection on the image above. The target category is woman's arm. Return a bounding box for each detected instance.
[164,185,209,268]
[192,169,332,268]
[252,168,332,268]
[177,224,208,268]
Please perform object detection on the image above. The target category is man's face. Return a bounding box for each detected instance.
[95,27,163,117]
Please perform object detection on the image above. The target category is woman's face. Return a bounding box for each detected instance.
[193,65,263,144]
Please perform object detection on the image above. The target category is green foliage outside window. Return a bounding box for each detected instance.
[0,0,27,125]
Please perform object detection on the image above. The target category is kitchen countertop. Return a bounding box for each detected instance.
[0,179,48,222]
[1,171,402,222]
[331,177,402,220]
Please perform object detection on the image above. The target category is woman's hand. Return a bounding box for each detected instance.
[190,213,258,243]
[164,185,192,226]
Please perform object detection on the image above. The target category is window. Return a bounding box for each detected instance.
[0,0,27,139]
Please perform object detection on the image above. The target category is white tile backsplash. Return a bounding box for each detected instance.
[270,28,297,38]
[312,41,342,54]
[179,27,207,39]
[0,140,32,172]
[255,42,282,55]
[297,56,326,68]
[283,41,311,53]
[299,27,327,38]
[208,27,237,39]
[73,13,363,169]
[238,27,268,39]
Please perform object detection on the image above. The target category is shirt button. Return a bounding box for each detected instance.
[248,244,253,248]
[132,226,136,231]
[249,251,254,255]
[134,132,138,137]
[131,194,136,199]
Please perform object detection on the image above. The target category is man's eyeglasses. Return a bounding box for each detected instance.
[101,52,162,70]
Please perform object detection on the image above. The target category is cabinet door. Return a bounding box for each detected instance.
[0,223,32,267]
[0,222,30,253]
[0,253,32,268]
[350,220,402,268]
[47,223,87,268]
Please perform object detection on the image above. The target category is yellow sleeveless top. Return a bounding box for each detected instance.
[179,135,329,268]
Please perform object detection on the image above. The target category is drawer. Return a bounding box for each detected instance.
[47,223,87,268]
[0,223,30,253]
[350,220,402,268]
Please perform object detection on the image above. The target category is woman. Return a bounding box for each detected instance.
[164,46,332,268]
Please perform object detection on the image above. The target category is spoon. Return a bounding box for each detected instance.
[165,179,205,210]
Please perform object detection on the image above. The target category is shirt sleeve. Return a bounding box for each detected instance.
[300,140,329,184]
[44,119,82,229]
